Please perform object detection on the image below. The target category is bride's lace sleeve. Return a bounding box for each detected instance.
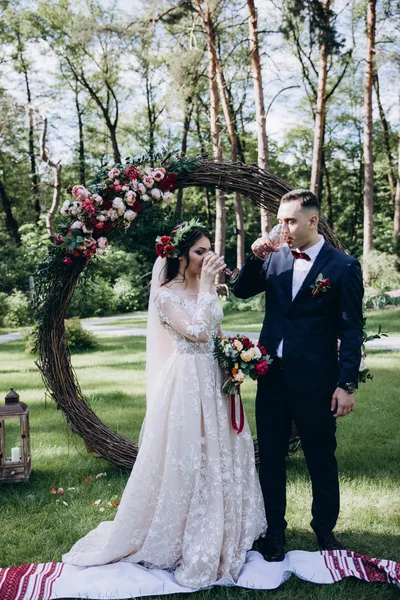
[154,289,215,343]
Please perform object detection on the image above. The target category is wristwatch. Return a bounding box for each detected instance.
[338,382,357,394]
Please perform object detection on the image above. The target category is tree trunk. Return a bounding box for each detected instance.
[195,103,213,227]
[194,0,226,269]
[394,73,400,250]
[40,117,62,237]
[215,48,245,268]
[310,0,330,199]
[0,180,21,245]
[247,0,272,235]
[175,95,194,219]
[363,0,376,282]
[373,71,396,205]
[75,89,86,186]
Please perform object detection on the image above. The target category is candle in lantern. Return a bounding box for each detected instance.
[11,447,20,462]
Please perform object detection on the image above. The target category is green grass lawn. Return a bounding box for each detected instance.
[0,339,399,600]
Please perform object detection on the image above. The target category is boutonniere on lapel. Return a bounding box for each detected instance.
[310,273,331,297]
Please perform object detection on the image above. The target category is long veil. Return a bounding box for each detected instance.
[139,257,172,443]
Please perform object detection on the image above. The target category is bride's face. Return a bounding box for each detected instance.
[181,235,212,278]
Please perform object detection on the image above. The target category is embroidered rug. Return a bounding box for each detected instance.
[1,550,399,600]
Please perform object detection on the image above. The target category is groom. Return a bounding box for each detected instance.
[233,189,364,561]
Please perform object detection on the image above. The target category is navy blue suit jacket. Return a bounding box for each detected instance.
[233,242,364,394]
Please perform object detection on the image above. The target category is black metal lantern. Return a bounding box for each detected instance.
[0,389,31,482]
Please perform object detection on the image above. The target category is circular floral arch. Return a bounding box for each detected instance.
[35,158,342,469]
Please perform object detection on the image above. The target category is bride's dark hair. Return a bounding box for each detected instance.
[161,223,212,285]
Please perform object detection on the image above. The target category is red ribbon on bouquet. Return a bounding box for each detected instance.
[230,390,244,434]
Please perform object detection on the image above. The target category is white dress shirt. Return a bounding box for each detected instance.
[276,235,325,358]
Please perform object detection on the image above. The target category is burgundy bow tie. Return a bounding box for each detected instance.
[291,250,311,261]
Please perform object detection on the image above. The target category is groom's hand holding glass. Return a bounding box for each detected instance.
[251,224,286,259]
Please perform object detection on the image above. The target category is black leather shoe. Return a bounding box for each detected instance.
[259,532,286,562]
[316,531,346,551]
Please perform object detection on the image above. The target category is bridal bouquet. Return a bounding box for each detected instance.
[214,334,272,395]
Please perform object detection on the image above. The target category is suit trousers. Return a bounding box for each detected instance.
[256,360,340,536]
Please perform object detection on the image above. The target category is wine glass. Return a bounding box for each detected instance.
[252,223,286,260]
[204,252,240,283]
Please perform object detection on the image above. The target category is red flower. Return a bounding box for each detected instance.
[241,337,252,349]
[89,217,97,227]
[103,222,113,234]
[113,501,119,508]
[160,235,170,244]
[63,257,73,266]
[164,243,175,256]
[55,235,63,245]
[255,360,269,376]
[132,200,142,212]
[103,200,112,210]
[72,250,81,257]
[95,222,104,229]
[50,486,57,494]
[83,477,89,483]
[125,166,138,180]
[114,185,122,193]
[155,243,164,257]
[257,343,267,356]
[159,172,177,192]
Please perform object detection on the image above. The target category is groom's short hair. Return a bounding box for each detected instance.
[280,189,320,214]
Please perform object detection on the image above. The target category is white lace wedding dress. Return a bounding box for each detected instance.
[62,287,266,588]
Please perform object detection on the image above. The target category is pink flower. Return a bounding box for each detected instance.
[63,257,73,266]
[142,175,155,189]
[97,237,108,250]
[81,199,96,215]
[72,185,89,199]
[108,168,120,180]
[125,190,136,205]
[151,168,165,181]
[114,185,122,193]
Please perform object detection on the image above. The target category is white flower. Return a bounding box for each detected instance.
[68,201,81,216]
[71,220,83,229]
[124,209,137,222]
[97,237,108,249]
[121,185,129,192]
[130,179,138,191]
[254,346,262,360]
[233,340,243,352]
[82,225,92,234]
[112,197,126,215]
[138,183,146,195]
[162,191,175,204]
[60,207,67,216]
[234,369,246,384]
[240,347,256,362]
[62,200,70,210]
[108,167,120,180]
[125,190,136,205]
[97,214,106,222]
[142,175,155,189]
[96,247,106,255]
[150,188,162,200]
[140,194,150,202]
[107,208,119,221]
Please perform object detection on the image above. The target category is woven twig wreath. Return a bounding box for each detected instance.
[35,159,342,469]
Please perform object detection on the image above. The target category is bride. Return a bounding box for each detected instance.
[62,220,267,588]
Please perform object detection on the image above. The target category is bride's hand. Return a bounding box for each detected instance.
[200,253,227,285]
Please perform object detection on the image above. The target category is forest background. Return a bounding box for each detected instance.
[1,0,400,325]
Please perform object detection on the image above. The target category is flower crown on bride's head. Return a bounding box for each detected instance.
[155,218,206,259]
